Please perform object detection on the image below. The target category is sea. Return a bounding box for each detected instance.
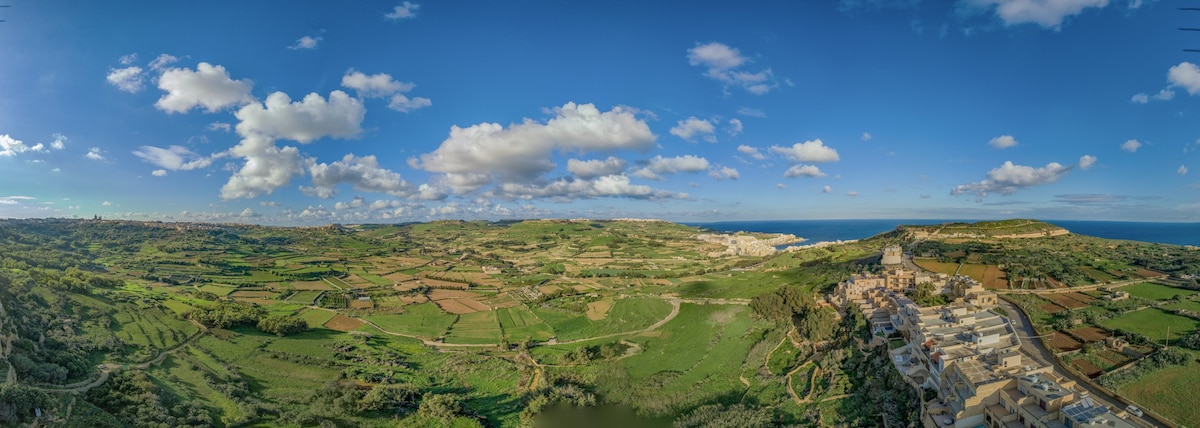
[684,219,1200,247]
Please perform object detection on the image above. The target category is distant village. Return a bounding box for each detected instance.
[831,246,1139,428]
[694,232,804,257]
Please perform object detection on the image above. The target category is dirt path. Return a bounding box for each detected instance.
[553,299,682,345]
[786,364,814,405]
[763,335,789,372]
[35,322,208,394]
[365,322,495,347]
[332,293,747,350]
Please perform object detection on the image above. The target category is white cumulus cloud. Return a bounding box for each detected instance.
[1179,165,1189,175]
[413,102,655,193]
[1121,139,1141,153]
[119,53,138,65]
[632,155,710,180]
[1078,154,1096,170]
[823,185,832,193]
[951,160,1073,198]
[220,136,308,200]
[340,70,430,113]
[107,66,145,93]
[988,135,1018,149]
[0,134,58,157]
[388,94,432,113]
[385,2,420,19]
[784,164,826,178]
[1169,62,1200,95]
[235,91,365,143]
[567,157,628,179]
[687,42,777,95]
[49,134,67,150]
[861,132,872,141]
[709,166,740,180]
[156,63,254,114]
[303,154,412,198]
[670,117,717,143]
[737,145,765,160]
[494,175,684,201]
[770,139,840,163]
[152,169,167,177]
[726,118,744,136]
[968,0,1109,29]
[86,147,104,160]
[289,35,322,50]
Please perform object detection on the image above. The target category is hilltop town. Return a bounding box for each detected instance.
[831,245,1158,428]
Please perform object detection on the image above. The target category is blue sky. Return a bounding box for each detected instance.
[1,0,1198,224]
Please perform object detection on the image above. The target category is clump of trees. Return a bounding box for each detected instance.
[561,342,630,364]
[85,371,213,427]
[750,286,839,342]
[188,302,265,329]
[1178,331,1200,350]
[418,392,473,423]
[188,302,308,336]
[0,384,51,426]
[257,315,308,336]
[911,282,949,307]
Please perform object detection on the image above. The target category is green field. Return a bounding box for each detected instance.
[286,290,324,304]
[151,356,248,425]
[198,284,238,296]
[445,310,502,344]
[111,306,199,352]
[1119,352,1200,427]
[596,304,770,416]
[1101,308,1200,342]
[498,306,554,342]
[364,302,458,338]
[263,329,342,359]
[298,308,338,328]
[1122,282,1197,301]
[533,297,673,342]
[1163,300,1200,313]
[159,298,197,315]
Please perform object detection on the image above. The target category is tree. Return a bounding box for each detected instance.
[257,315,308,336]
[912,282,948,307]
[359,383,420,413]
[417,393,465,422]
[795,307,838,342]
[0,384,51,425]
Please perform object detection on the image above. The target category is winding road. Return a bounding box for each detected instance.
[998,298,1166,428]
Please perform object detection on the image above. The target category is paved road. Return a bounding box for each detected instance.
[998,299,1165,428]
